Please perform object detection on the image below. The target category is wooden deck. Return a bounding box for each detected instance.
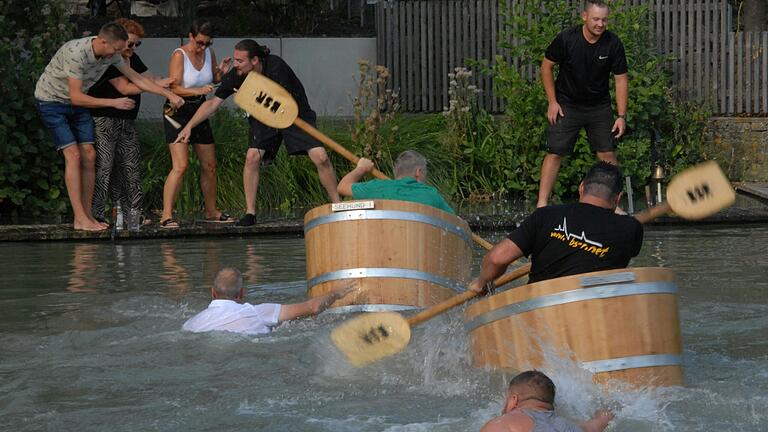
[735,182,768,203]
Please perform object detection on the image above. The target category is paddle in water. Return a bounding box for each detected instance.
[330,160,735,367]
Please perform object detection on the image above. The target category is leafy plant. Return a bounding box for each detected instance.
[0,0,74,218]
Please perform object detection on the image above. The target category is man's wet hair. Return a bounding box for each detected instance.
[213,267,243,299]
[584,0,608,12]
[508,370,556,405]
[99,22,129,42]
[234,39,271,59]
[190,19,214,37]
[394,150,427,178]
[583,161,623,200]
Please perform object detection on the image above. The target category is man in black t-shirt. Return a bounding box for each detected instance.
[537,0,628,208]
[174,39,340,226]
[469,162,642,291]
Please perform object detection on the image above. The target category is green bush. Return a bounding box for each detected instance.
[0,0,74,217]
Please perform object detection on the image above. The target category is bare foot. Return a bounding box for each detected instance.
[74,219,108,231]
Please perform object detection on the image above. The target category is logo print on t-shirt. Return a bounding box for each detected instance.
[598,55,609,60]
[550,217,610,258]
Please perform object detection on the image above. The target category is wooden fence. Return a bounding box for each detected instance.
[375,0,768,115]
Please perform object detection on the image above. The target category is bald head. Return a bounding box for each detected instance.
[213,267,244,300]
[507,370,556,405]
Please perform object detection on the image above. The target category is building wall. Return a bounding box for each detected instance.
[135,37,377,119]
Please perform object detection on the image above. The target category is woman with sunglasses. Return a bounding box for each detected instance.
[160,19,233,228]
[88,18,173,227]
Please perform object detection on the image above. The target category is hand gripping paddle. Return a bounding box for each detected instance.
[232,71,495,250]
[329,161,735,367]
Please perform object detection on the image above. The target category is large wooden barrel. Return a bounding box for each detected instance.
[305,200,473,312]
[464,267,683,386]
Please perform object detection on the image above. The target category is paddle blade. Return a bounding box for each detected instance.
[666,161,736,220]
[233,72,299,129]
[330,312,411,367]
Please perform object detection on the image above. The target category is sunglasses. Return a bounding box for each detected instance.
[127,41,142,48]
[195,39,213,48]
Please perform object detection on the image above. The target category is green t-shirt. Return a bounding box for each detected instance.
[351,177,455,214]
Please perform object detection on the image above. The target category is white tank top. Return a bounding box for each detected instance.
[175,47,213,89]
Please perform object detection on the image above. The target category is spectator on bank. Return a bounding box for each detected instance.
[172,39,341,227]
[34,22,183,231]
[160,19,234,229]
[88,18,174,226]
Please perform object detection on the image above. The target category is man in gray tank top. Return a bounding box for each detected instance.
[480,371,613,432]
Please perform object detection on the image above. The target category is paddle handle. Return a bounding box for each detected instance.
[633,201,672,224]
[294,118,389,180]
[294,118,493,251]
[407,263,532,326]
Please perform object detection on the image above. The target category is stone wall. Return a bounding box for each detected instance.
[706,117,768,182]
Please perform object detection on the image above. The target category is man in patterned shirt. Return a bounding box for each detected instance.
[35,22,183,231]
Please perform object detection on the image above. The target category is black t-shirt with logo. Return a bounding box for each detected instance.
[88,54,147,119]
[509,203,643,284]
[545,25,628,106]
[215,54,315,142]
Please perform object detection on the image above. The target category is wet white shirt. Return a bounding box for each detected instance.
[182,299,282,335]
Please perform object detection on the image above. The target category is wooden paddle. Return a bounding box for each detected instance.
[232,71,494,250]
[330,263,532,367]
[330,160,735,367]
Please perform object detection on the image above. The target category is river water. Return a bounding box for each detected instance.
[1,226,766,431]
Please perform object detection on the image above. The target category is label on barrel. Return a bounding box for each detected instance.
[332,201,375,212]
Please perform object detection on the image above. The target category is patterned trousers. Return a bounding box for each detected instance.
[92,117,144,219]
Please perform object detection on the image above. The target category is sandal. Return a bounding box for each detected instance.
[204,212,235,223]
[160,218,180,229]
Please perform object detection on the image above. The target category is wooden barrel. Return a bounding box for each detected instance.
[305,199,472,312]
[464,267,683,386]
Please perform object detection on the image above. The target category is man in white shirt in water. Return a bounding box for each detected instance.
[183,267,353,335]
[480,370,613,432]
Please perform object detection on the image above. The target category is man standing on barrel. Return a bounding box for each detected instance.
[537,0,628,208]
[174,39,340,227]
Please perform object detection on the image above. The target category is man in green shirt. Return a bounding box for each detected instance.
[337,150,454,214]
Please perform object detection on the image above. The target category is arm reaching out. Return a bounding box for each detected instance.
[116,63,184,108]
[278,282,358,323]
[337,158,375,197]
[579,410,614,432]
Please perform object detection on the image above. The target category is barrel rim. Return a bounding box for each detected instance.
[464,281,678,332]
[304,209,473,247]
[307,267,468,293]
[581,354,684,374]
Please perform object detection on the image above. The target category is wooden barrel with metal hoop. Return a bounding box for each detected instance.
[464,267,684,386]
[305,200,473,313]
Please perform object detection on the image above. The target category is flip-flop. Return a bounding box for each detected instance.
[203,212,235,223]
[160,218,180,229]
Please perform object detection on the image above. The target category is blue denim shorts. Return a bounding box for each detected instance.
[35,99,95,150]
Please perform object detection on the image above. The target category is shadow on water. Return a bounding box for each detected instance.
[0,225,767,431]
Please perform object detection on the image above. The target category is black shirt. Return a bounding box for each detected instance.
[88,54,148,119]
[545,25,628,106]
[215,54,315,140]
[509,202,643,284]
